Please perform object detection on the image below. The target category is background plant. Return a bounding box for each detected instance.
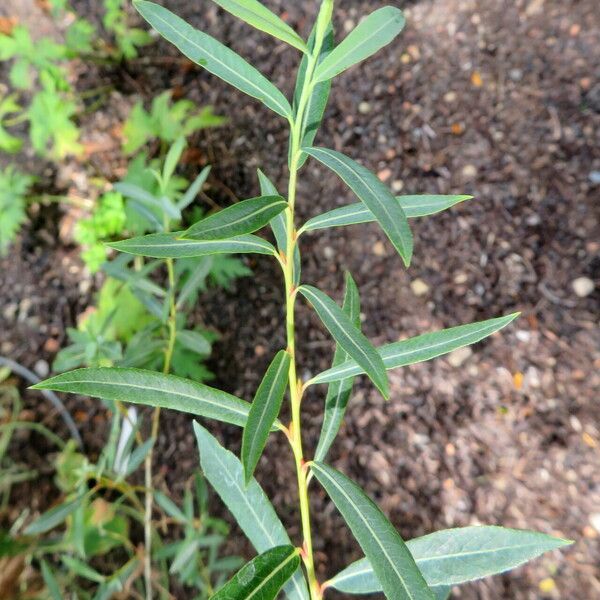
[35,1,572,600]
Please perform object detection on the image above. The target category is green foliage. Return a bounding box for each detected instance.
[0,93,23,153]
[103,0,153,59]
[37,2,571,599]
[123,91,226,154]
[0,166,34,256]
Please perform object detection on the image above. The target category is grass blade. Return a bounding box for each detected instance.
[33,367,259,428]
[314,272,360,462]
[312,462,433,600]
[311,313,519,386]
[107,232,276,259]
[327,526,572,593]
[301,195,473,233]
[313,7,405,83]
[299,285,388,398]
[134,0,292,118]
[242,350,290,483]
[212,545,301,600]
[304,147,413,266]
[212,0,307,53]
[183,195,287,240]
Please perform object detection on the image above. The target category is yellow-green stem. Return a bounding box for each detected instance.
[284,43,324,600]
[144,254,177,600]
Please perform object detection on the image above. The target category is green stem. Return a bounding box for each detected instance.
[285,45,324,600]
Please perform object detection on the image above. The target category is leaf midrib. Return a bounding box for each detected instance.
[245,550,298,600]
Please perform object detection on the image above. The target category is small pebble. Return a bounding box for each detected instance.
[447,346,473,367]
[462,164,478,179]
[323,246,335,260]
[410,279,430,296]
[34,360,49,378]
[377,168,392,182]
[590,513,600,533]
[391,179,404,192]
[372,241,386,256]
[358,101,371,114]
[571,277,594,297]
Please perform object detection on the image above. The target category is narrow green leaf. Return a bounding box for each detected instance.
[312,462,433,600]
[258,169,287,253]
[211,0,307,53]
[25,497,82,535]
[313,7,405,83]
[62,556,105,583]
[299,285,388,398]
[301,195,473,233]
[212,545,300,600]
[32,367,259,429]
[134,1,292,118]
[183,195,287,240]
[327,526,572,593]
[294,23,334,168]
[154,490,188,523]
[107,232,276,259]
[113,182,180,221]
[178,165,211,210]
[41,560,63,600]
[242,350,290,483]
[177,330,211,355]
[314,272,360,462]
[311,313,519,386]
[193,422,309,600]
[163,136,186,184]
[304,147,413,266]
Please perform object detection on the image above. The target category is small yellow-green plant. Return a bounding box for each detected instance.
[36,2,571,599]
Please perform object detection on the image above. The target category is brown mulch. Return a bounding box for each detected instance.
[1,0,599,598]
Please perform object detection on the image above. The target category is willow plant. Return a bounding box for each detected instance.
[35,1,571,599]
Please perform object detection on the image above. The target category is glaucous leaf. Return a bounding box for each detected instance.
[177,329,212,355]
[113,181,180,221]
[310,313,519,386]
[304,147,413,266]
[107,232,276,259]
[177,165,211,210]
[242,350,290,483]
[162,136,186,184]
[194,422,309,600]
[211,0,307,53]
[25,497,82,535]
[299,285,388,398]
[258,168,288,254]
[41,560,62,600]
[314,272,360,462]
[301,195,473,233]
[313,7,405,83]
[312,462,433,600]
[183,195,287,240]
[212,545,301,600]
[32,367,257,428]
[134,1,293,118]
[327,526,572,593]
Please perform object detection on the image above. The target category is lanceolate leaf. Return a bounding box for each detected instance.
[242,350,291,483]
[314,272,360,462]
[33,367,258,428]
[299,285,388,398]
[178,165,211,210]
[294,23,334,168]
[301,195,473,233]
[327,526,572,593]
[310,313,519,386]
[183,195,287,240]
[25,497,83,535]
[194,422,309,600]
[211,0,307,53]
[304,147,413,266]
[313,7,406,83]
[212,545,301,600]
[107,232,276,259]
[134,0,293,119]
[258,169,287,254]
[312,462,433,600]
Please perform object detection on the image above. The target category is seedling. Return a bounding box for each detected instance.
[36,2,572,599]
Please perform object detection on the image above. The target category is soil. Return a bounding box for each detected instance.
[1,0,599,598]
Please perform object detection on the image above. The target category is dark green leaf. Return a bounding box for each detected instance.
[304,147,413,266]
[314,272,360,462]
[313,7,405,83]
[33,367,258,428]
[134,1,293,118]
[194,422,309,600]
[311,313,519,385]
[312,462,433,600]
[183,195,287,240]
[242,350,290,483]
[212,545,300,600]
[211,0,307,53]
[327,526,572,593]
[299,285,388,398]
[300,195,473,233]
[107,232,276,259]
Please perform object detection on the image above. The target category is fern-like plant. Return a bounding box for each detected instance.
[36,2,571,599]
